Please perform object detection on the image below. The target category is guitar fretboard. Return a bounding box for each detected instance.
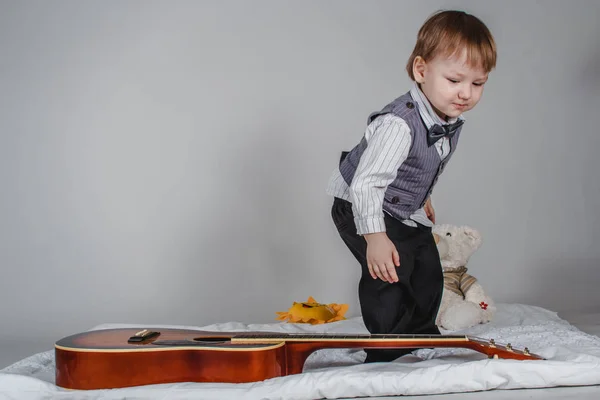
[233,333,468,341]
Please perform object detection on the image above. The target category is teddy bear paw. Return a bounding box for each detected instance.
[439,301,485,331]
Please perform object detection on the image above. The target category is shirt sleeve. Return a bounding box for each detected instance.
[349,114,412,235]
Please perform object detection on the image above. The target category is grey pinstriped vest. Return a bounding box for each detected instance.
[339,91,462,221]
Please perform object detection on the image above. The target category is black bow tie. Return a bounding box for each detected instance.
[427,119,464,146]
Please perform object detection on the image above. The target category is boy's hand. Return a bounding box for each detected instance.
[363,232,400,283]
[425,197,435,223]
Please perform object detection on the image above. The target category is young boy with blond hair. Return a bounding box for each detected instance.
[327,10,497,363]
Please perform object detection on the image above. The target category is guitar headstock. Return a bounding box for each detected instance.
[467,336,545,360]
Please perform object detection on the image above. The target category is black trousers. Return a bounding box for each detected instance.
[331,196,444,362]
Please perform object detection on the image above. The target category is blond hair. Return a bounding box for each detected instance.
[406,10,497,80]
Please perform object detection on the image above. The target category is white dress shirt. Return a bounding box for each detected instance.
[326,82,464,235]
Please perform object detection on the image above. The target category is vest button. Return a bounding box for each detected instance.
[406,101,414,109]
[391,196,399,204]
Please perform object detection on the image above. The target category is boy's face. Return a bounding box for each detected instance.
[414,48,489,121]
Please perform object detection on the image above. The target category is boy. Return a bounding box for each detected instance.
[327,10,496,363]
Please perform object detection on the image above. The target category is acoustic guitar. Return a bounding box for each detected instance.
[55,328,543,390]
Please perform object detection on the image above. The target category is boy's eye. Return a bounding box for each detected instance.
[473,82,484,87]
[447,78,459,83]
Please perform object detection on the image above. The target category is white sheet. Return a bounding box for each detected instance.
[2,303,600,400]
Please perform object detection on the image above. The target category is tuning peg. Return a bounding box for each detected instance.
[506,343,513,352]
[523,347,530,356]
[493,354,498,359]
[489,339,496,348]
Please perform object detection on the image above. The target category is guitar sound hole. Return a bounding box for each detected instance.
[192,337,231,344]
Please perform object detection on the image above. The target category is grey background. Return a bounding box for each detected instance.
[1,0,599,368]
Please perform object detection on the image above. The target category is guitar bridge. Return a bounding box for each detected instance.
[127,329,160,343]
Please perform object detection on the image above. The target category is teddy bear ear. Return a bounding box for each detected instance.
[463,227,483,245]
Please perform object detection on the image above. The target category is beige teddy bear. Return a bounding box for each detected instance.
[432,224,495,331]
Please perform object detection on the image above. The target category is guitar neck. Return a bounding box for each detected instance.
[227,333,543,361]
[232,333,469,342]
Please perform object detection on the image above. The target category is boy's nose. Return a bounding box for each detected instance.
[458,87,471,100]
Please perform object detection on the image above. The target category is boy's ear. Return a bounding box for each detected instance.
[413,56,427,83]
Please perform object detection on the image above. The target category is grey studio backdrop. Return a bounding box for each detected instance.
[1,0,599,367]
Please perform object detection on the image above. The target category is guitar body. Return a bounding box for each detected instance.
[55,328,288,389]
[55,327,543,390]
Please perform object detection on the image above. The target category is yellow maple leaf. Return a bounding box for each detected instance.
[275,297,348,325]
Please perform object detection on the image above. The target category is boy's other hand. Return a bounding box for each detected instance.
[364,232,400,283]
[425,197,435,223]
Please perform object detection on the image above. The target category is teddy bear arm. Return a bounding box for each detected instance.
[463,282,496,318]
[463,282,486,302]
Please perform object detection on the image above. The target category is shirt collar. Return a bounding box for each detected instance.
[409,82,465,129]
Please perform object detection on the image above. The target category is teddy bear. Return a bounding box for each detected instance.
[432,224,496,331]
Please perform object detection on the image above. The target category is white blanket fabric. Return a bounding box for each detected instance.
[2,303,600,399]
